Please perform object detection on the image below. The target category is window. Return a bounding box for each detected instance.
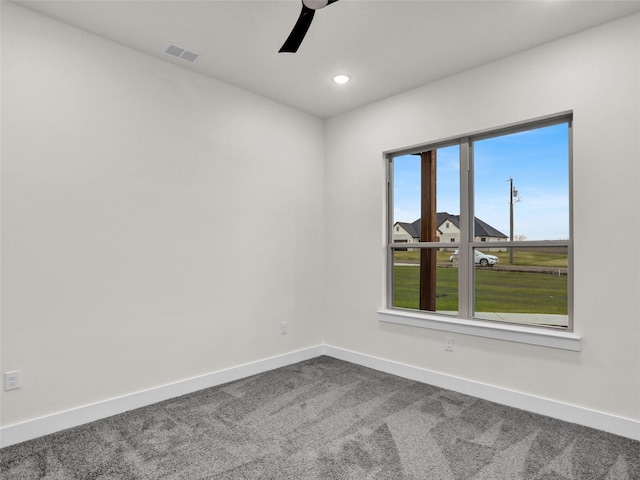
[386,115,572,332]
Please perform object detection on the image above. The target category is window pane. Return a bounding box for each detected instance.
[391,247,458,316]
[473,123,569,242]
[392,146,460,244]
[473,246,568,328]
[392,154,421,233]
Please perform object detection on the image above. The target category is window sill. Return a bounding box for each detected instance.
[377,309,581,351]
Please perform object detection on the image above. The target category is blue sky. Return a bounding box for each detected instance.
[393,123,570,241]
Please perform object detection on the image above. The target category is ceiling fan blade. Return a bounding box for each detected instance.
[279,4,315,53]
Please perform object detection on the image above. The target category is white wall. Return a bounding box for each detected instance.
[1,3,325,425]
[324,13,640,421]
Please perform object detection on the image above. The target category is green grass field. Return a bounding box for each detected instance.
[393,265,567,314]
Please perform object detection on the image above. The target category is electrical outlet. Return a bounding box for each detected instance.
[280,321,288,335]
[445,337,454,352]
[5,370,21,391]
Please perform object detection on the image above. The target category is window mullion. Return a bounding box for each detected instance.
[458,138,472,319]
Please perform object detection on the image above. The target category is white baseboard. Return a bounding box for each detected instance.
[0,345,323,448]
[322,345,640,441]
[2,344,638,447]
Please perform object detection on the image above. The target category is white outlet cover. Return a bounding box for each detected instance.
[5,370,21,390]
[445,337,454,351]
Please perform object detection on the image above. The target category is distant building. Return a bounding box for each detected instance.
[393,212,507,249]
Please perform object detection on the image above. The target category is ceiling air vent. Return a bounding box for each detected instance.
[164,43,201,63]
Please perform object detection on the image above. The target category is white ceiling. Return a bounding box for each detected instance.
[13,0,640,118]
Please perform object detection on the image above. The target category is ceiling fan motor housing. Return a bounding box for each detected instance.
[303,0,329,10]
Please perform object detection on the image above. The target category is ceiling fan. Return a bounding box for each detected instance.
[279,0,340,53]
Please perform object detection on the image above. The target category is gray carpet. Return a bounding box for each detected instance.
[1,356,639,479]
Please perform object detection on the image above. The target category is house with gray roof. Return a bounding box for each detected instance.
[393,212,507,249]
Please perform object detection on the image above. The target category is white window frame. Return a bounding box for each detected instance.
[379,112,580,351]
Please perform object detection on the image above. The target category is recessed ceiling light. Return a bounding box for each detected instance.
[333,74,350,85]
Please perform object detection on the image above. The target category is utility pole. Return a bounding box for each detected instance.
[509,177,520,264]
